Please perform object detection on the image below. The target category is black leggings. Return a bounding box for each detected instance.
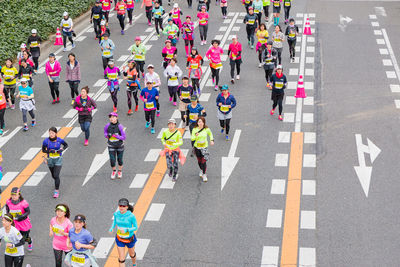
[20,230,32,244]
[49,165,62,190]
[102,56,113,70]
[49,81,60,100]
[22,109,35,124]
[288,39,296,58]
[264,5,269,19]
[54,249,69,267]
[4,85,16,105]
[211,68,220,86]
[221,6,227,16]
[219,119,231,134]
[194,148,207,174]
[109,147,124,167]
[127,89,139,109]
[110,87,119,107]
[264,68,274,83]
[191,78,200,94]
[256,12,262,25]
[103,11,110,22]
[284,6,291,20]
[145,6,152,23]
[229,59,241,78]
[135,61,145,76]
[93,19,101,37]
[4,255,24,267]
[127,9,134,22]
[275,47,282,64]
[246,27,255,45]
[145,110,156,127]
[0,108,5,129]
[117,14,125,30]
[199,25,208,41]
[68,81,79,99]
[180,111,189,126]
[184,39,194,48]
[32,57,39,71]
[272,94,284,115]
[168,86,178,102]
[62,34,73,49]
[155,18,164,34]
[187,0,193,7]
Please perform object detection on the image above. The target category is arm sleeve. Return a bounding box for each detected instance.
[230,95,237,108]
[208,128,214,141]
[104,124,110,138]
[16,206,30,221]
[61,139,69,150]
[117,124,126,140]
[42,139,49,153]
[176,132,183,146]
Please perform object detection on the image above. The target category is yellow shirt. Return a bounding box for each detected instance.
[1,66,18,85]
[257,30,269,44]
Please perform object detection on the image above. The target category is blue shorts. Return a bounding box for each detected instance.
[115,234,137,248]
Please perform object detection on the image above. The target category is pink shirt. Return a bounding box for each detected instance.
[197,12,209,25]
[6,199,32,232]
[102,0,111,11]
[50,217,73,251]
[126,0,134,8]
[45,61,62,77]
[220,0,228,7]
[162,46,177,61]
[206,46,224,64]
[229,42,242,59]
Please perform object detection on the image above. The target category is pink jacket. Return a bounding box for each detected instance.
[197,12,209,25]
[206,47,224,63]
[45,60,62,77]
[102,0,112,11]
[228,42,242,59]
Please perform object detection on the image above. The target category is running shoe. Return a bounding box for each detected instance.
[11,104,15,110]
[199,170,203,177]
[56,97,60,103]
[23,125,29,131]
[121,30,125,35]
[71,99,75,105]
[151,128,155,134]
[202,174,208,182]
[172,176,177,182]
[63,48,67,52]
[28,242,33,251]
[148,22,152,26]
[53,190,59,199]
[173,101,177,106]
[111,170,117,180]
[129,20,133,25]
[135,105,139,112]
[278,115,283,121]
[231,78,235,84]
[168,168,173,177]
[221,128,224,133]
[212,78,215,84]
[52,100,56,104]
[236,75,240,80]
[31,120,36,127]
[270,109,275,115]
[113,106,117,113]
[214,85,218,91]
[127,109,133,115]
[156,110,160,117]
[251,45,254,49]
[226,135,229,141]
[258,63,263,68]
[145,121,151,128]
[169,97,172,102]
[0,129,3,136]
[72,43,76,49]
[248,40,251,46]
[142,72,145,78]
[84,139,89,146]
[117,171,122,179]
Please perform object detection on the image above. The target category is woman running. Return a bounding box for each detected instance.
[27,29,42,72]
[131,36,147,78]
[263,0,270,21]
[100,33,115,70]
[109,199,138,267]
[65,53,81,105]
[181,16,195,58]
[228,35,242,83]
[263,41,278,87]
[243,7,258,49]
[42,127,68,197]
[91,1,103,39]
[18,59,34,88]
[60,12,75,52]
[45,53,62,104]
[65,215,98,267]
[140,81,159,134]
[6,187,32,252]
[256,23,269,67]
[50,204,73,267]
[163,19,180,46]
[270,65,287,121]
[206,40,224,91]
[177,76,194,127]
[272,25,284,64]
[169,3,183,30]
[17,78,36,132]
[152,2,165,36]
[0,213,25,267]
[116,0,127,34]
[187,47,203,95]
[185,95,206,139]
[252,0,263,24]
[164,58,183,105]
[272,0,281,26]
[101,0,112,22]
[74,86,97,146]
[123,61,141,115]
[191,117,214,182]
[283,0,292,24]
[126,0,135,24]
[197,6,209,45]
[99,21,111,42]
[216,85,236,141]
[285,18,299,62]
[144,64,161,117]
[162,40,178,69]
[104,113,126,179]
[161,119,184,181]
[1,58,18,109]
[220,0,228,19]
[0,85,6,135]
[141,0,154,26]
[104,60,121,113]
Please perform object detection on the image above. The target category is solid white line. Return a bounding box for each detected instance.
[228,129,241,157]
[382,29,400,85]
[129,173,149,188]
[302,180,316,195]
[266,209,283,228]
[92,237,115,258]
[144,149,161,162]
[294,98,303,131]
[25,171,47,186]
[75,35,87,42]
[144,203,165,221]
[20,147,41,160]
[67,127,82,138]
[271,179,286,194]
[0,127,23,149]
[261,246,279,267]
[0,172,19,186]
[299,247,316,267]
[303,154,316,167]
[275,154,288,167]
[94,79,107,87]
[300,210,316,229]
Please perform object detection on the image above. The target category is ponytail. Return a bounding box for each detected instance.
[128,204,134,213]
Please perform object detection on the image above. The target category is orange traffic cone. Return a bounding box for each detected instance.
[54,27,63,45]
[303,17,312,35]
[295,75,307,98]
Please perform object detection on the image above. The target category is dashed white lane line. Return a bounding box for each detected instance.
[0,172,19,186]
[386,71,397,79]
[308,36,315,43]
[134,239,151,260]
[306,57,314,64]
[303,154,316,168]
[382,29,400,85]
[278,131,291,143]
[299,247,316,267]
[305,81,314,90]
[271,179,286,195]
[283,113,295,123]
[75,35,87,42]
[295,46,301,52]
[117,55,130,61]
[93,237,115,258]
[63,109,78,119]
[289,68,299,76]
[306,46,315,53]
[305,68,314,76]
[224,18,232,23]
[232,26,240,32]
[145,27,153,32]
[266,209,283,228]
[20,147,41,160]
[159,173,175,189]
[300,210,316,229]
[219,26,227,31]
[287,81,297,90]
[228,12,235,16]
[379,48,389,55]
[239,12,247,16]
[150,36,158,41]
[67,127,82,138]
[275,154,288,167]
[97,92,110,102]
[144,203,166,221]
[144,149,161,162]
[369,14,377,19]
[376,39,385,45]
[309,13,316,18]
[199,93,210,102]
[129,173,149,188]
[94,79,107,87]
[374,30,382,35]
[304,96,314,105]
[25,171,47,186]
[261,246,279,267]
[304,132,316,144]
[390,84,400,92]
[383,59,393,66]
[285,96,296,105]
[394,99,400,109]
[302,180,316,196]
[297,13,304,17]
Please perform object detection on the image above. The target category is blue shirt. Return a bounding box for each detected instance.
[140,87,159,110]
[69,228,94,258]
[152,6,164,19]
[109,211,138,239]
[187,103,205,123]
[18,85,33,98]
[216,93,237,115]
[42,137,67,157]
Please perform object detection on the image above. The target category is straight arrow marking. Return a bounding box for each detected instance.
[221,129,241,191]
[82,148,109,186]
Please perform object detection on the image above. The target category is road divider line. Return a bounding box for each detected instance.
[382,29,400,85]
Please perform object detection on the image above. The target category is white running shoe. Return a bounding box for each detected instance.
[258,63,263,68]
[202,174,208,182]
[199,170,203,177]
[236,75,240,80]
[111,170,117,180]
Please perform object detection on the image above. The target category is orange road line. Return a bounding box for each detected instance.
[280,132,304,267]
[105,128,185,267]
[0,127,72,208]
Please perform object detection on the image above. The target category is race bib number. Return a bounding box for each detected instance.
[127,0,133,4]
[248,19,255,25]
[275,81,284,89]
[220,105,229,112]
[172,14,178,19]
[254,9,260,13]
[191,63,199,69]
[196,140,206,148]
[71,254,86,265]
[289,33,295,38]
[155,12,161,16]
[52,225,64,236]
[22,74,30,79]
[30,41,38,47]
[212,62,222,69]
[185,28,191,32]
[285,1,291,6]
[274,38,281,42]
[168,30,176,36]
[166,140,175,146]
[93,14,100,19]
[200,19,207,24]
[103,50,111,56]
[170,76,178,81]
[103,1,109,6]
[109,136,118,142]
[135,54,144,60]
[6,247,18,254]
[117,227,129,238]
[145,102,155,109]
[10,210,22,217]
[49,152,60,158]
[108,73,117,80]
[245,0,250,4]
[189,113,197,120]
[63,23,70,28]
[181,92,190,98]
[274,1,280,7]
[119,5,125,10]
[166,54,174,59]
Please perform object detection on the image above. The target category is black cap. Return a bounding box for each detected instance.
[49,53,56,57]
[190,95,198,101]
[182,75,189,80]
[74,215,86,222]
[118,198,129,206]
[11,187,20,194]
[103,33,109,37]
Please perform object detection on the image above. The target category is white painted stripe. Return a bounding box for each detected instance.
[87,28,94,32]
[199,93,210,102]
[88,93,95,98]
[271,179,286,194]
[295,98,303,132]
[390,84,400,92]
[289,68,299,76]
[301,210,316,229]
[41,127,61,138]
[304,96,314,105]
[239,12,247,16]
[219,26,228,31]
[306,57,314,64]
[223,18,232,23]
[63,109,78,118]
[266,209,283,228]
[379,48,389,55]
[232,26,240,32]
[303,154,316,167]
[160,173,175,189]
[93,237,115,258]
[275,154,288,167]
[285,96,296,105]
[306,46,315,53]
[183,131,191,139]
[305,82,314,90]
[25,171,47,186]
[299,247,316,267]
[20,147,41,160]
[97,92,110,102]
[215,34,223,40]
[144,149,161,161]
[293,57,300,63]
[206,79,213,87]
[135,239,151,260]
[309,20,315,25]
[287,81,297,89]
[67,127,82,138]
[0,172,19,186]
[283,113,295,122]
[145,27,153,32]
[150,35,158,41]
[297,36,302,42]
[145,203,165,221]
[376,39,385,45]
[295,46,301,52]
[308,36,315,43]
[144,44,152,50]
[302,180,316,195]
[382,29,400,86]
[228,12,235,16]
[297,13,304,17]
[130,173,149,188]
[304,132,316,143]
[387,71,397,79]
[221,54,228,61]
[75,35,87,42]
[374,30,382,35]
[94,79,107,87]
[117,55,130,62]
[369,14,377,19]
[305,68,314,76]
[157,128,167,139]
[395,100,400,109]
[278,131,291,143]
[375,6,387,16]
[383,59,393,66]
[171,109,181,119]
[223,44,230,50]
[308,13,316,18]
[296,20,303,25]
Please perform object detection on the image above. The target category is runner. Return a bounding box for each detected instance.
[1,58,18,109]
[181,16,195,57]
[220,0,228,19]
[216,85,236,140]
[163,18,180,46]
[187,47,203,95]
[116,0,127,34]
[161,119,184,181]
[27,29,42,72]
[0,214,25,267]
[144,64,161,116]
[140,81,159,134]
[18,59,34,88]
[0,85,6,135]
[177,76,194,127]
[243,7,258,49]
[65,53,81,105]
[17,78,36,132]
[42,127,68,197]
[104,60,121,113]
[243,0,253,14]
[169,3,183,30]
[5,187,33,252]
[197,0,207,11]
[185,95,206,140]
[100,33,115,70]
[65,215,98,267]
[45,53,62,104]
[126,0,135,25]
[60,12,75,52]
[73,86,97,146]
[18,51,35,68]
[197,6,209,45]
[263,0,270,21]
[99,20,111,42]
[272,0,281,26]
[104,112,126,179]
[283,0,292,24]
[228,35,242,83]
[285,18,299,62]
[262,41,278,87]
[101,0,112,22]
[49,204,73,267]
[270,65,287,120]
[123,61,141,115]
[191,117,214,182]
[205,40,224,91]
[17,44,27,62]
[162,40,178,69]
[256,23,268,67]
[163,58,183,105]
[272,25,284,64]
[141,0,154,26]
[109,199,138,267]
[252,0,263,25]
[131,36,147,78]
[90,0,103,39]
[152,2,165,36]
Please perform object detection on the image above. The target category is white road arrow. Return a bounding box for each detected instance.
[354,134,381,197]
[82,148,109,186]
[221,129,241,191]
[338,15,353,32]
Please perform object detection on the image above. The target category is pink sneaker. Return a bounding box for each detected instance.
[84,139,89,146]
[28,242,33,251]
[173,102,177,106]
[53,190,59,198]
[148,22,152,26]
[156,110,160,117]
[270,109,275,115]
[169,97,172,102]
[278,115,283,121]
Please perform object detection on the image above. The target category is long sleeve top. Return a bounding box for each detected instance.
[163,65,183,86]
[161,129,183,150]
[65,60,81,82]
[100,39,116,58]
[216,93,237,115]
[45,61,62,77]
[109,211,137,239]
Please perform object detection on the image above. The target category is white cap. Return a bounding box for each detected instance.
[20,78,28,83]
[147,64,154,68]
[100,20,106,26]
[20,43,26,49]
[168,118,176,124]
[63,11,69,17]
[31,29,37,34]
[173,3,178,8]
[231,35,237,39]
[276,65,283,69]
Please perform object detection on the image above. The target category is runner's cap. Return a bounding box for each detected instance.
[173,3,178,8]
[31,29,37,34]
[109,112,118,117]
[267,40,273,45]
[182,75,189,80]
[49,53,56,57]
[231,35,237,39]
[168,18,173,22]
[168,118,176,124]
[108,60,114,65]
[147,64,154,69]
[248,6,253,10]
[135,36,141,41]
[276,65,283,69]
[103,33,109,37]
[63,11,69,17]
[101,20,106,26]
[118,198,129,206]
[190,95,198,101]
[221,84,229,90]
[20,78,28,83]
[74,215,86,223]
[11,187,20,194]
[20,43,26,49]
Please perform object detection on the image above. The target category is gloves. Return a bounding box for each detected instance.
[79,107,84,112]
[87,107,92,112]
[174,72,178,76]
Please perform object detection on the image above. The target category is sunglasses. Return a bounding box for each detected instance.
[21,82,27,84]
[119,205,127,208]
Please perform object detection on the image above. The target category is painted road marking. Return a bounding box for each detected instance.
[375,6,387,17]
[394,100,400,109]
[303,154,316,168]
[239,12,247,16]
[383,59,393,66]
[285,96,296,105]
[145,27,153,32]
[157,128,167,139]
[382,29,400,84]
[171,109,181,119]
[369,14,377,19]
[390,84,400,92]
[0,127,22,149]
[297,13,304,17]
[87,28,94,32]
[63,109,77,119]
[82,147,109,186]
[308,36,315,43]
[159,173,176,189]
[299,247,316,267]
[144,149,161,162]
[283,113,295,123]
[304,132,316,144]
[275,154,288,167]
[300,210,316,229]
[134,239,151,260]
[232,26,240,31]
[287,81,297,89]
[289,68,299,76]
[295,46,300,52]
[293,57,300,63]
[228,12,235,16]
[183,131,191,139]
[305,68,314,76]
[199,93,210,102]
[306,57,314,64]
[93,237,115,258]
[306,46,315,53]
[387,71,397,79]
[305,81,314,90]
[304,96,314,105]
[224,18,232,23]
[75,35,87,42]
[374,30,382,35]
[0,172,19,186]
[150,35,158,41]
[271,179,286,194]
[219,26,227,31]
[266,209,283,228]
[379,48,389,55]
[25,171,47,186]
[261,246,279,267]
[117,55,130,61]
[67,127,82,138]
[205,79,213,86]
[129,174,149,189]
[97,92,110,102]
[20,148,41,160]
[94,79,107,87]
[144,203,165,221]
[376,38,385,45]
[302,180,316,196]
[303,113,314,123]
[278,131,291,143]
[309,13,316,18]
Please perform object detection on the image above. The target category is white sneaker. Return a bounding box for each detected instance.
[185,126,189,131]
[199,170,203,177]
[236,75,240,80]
[202,174,208,182]
[111,170,117,180]
[258,63,263,68]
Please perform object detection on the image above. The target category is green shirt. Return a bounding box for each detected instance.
[262,0,270,6]
[191,127,214,148]
[161,129,183,150]
[163,24,180,37]
[131,43,147,61]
